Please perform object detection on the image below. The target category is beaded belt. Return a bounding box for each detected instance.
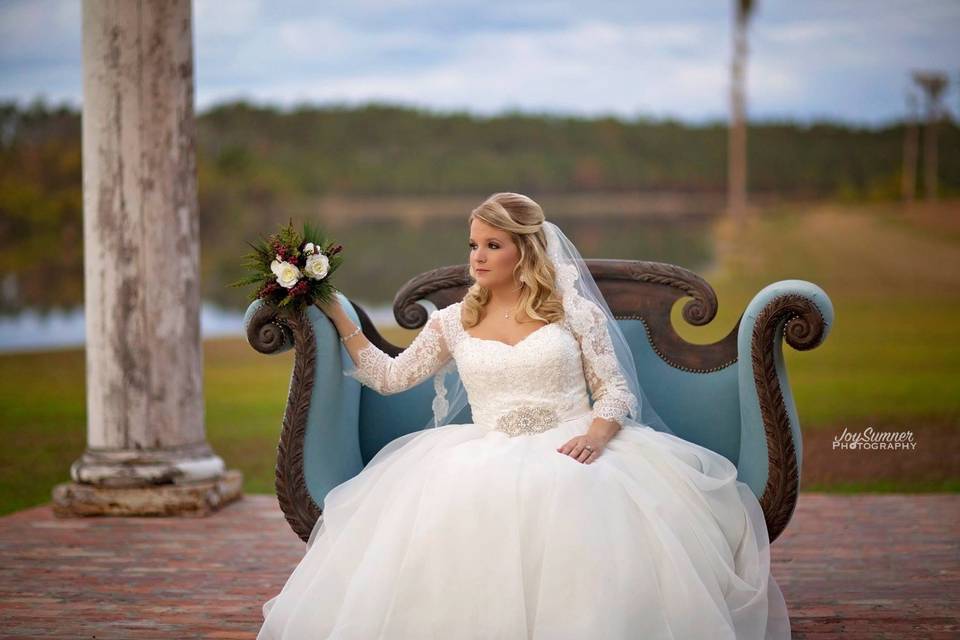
[494,405,560,437]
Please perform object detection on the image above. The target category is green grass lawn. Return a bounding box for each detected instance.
[675,200,960,429]
[2,199,958,516]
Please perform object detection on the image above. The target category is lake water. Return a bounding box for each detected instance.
[0,301,399,354]
[2,206,719,354]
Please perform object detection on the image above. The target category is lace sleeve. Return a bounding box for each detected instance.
[570,296,639,427]
[343,308,452,395]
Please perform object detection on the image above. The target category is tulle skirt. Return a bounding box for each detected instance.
[257,411,791,639]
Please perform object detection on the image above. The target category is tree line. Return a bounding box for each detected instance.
[1,98,957,312]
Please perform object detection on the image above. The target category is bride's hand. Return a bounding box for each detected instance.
[557,434,606,464]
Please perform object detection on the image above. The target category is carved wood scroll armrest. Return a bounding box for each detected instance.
[736,280,834,543]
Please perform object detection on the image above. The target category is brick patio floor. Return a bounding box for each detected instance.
[0,493,957,639]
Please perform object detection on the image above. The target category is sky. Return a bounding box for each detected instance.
[1,0,958,126]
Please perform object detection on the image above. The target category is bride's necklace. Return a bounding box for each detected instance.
[496,304,517,320]
[491,291,522,321]
[490,285,522,321]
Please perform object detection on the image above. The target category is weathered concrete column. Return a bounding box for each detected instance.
[53,0,242,516]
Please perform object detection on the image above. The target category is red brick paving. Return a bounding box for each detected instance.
[0,493,957,639]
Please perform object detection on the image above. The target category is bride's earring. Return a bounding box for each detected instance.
[513,274,525,293]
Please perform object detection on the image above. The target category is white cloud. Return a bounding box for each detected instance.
[195,19,731,120]
[0,0,79,58]
[194,0,263,38]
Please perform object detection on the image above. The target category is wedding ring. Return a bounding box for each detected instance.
[585,445,593,451]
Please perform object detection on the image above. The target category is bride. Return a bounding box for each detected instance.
[257,193,791,639]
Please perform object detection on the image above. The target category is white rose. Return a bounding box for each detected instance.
[270,259,302,288]
[304,253,329,280]
[303,242,316,255]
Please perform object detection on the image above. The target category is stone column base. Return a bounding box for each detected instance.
[51,469,244,517]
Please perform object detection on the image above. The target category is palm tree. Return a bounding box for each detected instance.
[911,71,948,201]
[901,91,920,208]
[728,0,755,221]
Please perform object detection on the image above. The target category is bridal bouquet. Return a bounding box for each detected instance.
[230,220,344,314]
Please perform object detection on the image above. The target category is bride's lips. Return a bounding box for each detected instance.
[475,268,490,273]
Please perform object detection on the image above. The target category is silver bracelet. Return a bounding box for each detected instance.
[340,325,362,343]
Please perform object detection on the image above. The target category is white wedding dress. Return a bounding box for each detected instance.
[257,298,792,639]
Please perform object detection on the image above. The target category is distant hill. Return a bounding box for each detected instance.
[1,98,957,312]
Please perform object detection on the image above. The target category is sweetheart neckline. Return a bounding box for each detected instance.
[463,321,557,349]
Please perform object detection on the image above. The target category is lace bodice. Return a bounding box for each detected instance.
[343,297,639,431]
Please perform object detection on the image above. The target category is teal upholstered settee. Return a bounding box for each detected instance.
[244,259,833,543]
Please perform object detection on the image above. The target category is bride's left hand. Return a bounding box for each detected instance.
[557,434,607,464]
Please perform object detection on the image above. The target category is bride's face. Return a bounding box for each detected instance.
[469,219,520,290]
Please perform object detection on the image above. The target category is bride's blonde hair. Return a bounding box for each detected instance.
[461,192,565,329]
